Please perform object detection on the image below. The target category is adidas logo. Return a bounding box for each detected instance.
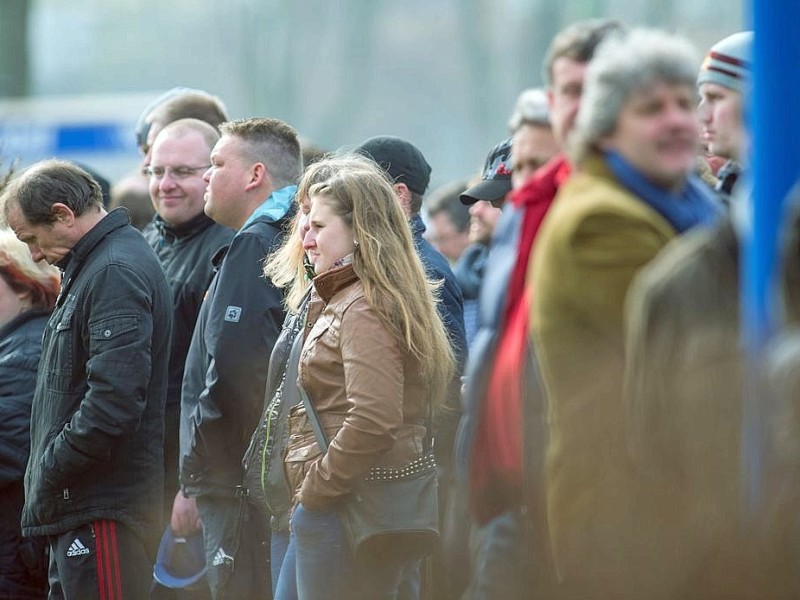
[66,538,90,557]
[212,547,233,567]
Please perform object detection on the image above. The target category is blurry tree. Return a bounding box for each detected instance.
[0,0,30,97]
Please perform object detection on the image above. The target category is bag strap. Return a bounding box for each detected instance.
[300,383,437,456]
[300,384,330,454]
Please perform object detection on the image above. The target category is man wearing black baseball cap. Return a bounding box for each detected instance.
[459,138,514,206]
[356,135,467,597]
[356,134,466,369]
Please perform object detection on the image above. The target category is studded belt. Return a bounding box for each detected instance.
[362,451,437,482]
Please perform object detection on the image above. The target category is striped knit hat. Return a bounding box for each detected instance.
[698,31,753,93]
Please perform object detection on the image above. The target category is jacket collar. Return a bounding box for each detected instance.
[509,153,571,208]
[312,264,359,303]
[409,213,426,239]
[152,211,216,243]
[57,208,130,274]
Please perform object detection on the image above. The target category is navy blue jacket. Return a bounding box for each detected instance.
[180,211,292,496]
[0,311,48,596]
[22,209,173,541]
[454,203,522,480]
[410,214,467,468]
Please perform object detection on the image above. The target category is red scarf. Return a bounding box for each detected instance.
[470,154,571,523]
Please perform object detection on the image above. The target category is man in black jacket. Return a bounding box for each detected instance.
[143,118,234,542]
[176,118,301,599]
[1,159,172,598]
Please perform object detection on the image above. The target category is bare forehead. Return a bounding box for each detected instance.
[152,129,211,156]
[5,204,33,239]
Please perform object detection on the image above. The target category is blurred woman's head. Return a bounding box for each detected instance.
[0,228,61,328]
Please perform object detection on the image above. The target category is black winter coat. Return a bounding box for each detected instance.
[21,209,173,542]
[143,212,234,506]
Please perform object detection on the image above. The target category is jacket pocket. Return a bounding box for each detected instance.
[88,315,141,376]
[283,429,322,503]
[88,315,139,342]
[44,302,77,390]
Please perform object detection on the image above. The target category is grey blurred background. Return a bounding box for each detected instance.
[0,0,743,188]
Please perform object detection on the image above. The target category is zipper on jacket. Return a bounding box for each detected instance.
[260,372,286,495]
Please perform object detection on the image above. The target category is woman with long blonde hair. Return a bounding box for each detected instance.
[272,155,454,599]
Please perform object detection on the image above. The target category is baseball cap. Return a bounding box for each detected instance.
[356,136,432,195]
[152,526,207,590]
[460,139,513,205]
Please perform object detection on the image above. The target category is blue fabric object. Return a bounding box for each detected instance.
[152,526,207,589]
[241,185,297,231]
[605,151,721,233]
[272,530,297,600]
[409,214,467,369]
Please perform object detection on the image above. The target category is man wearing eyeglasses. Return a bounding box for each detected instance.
[143,118,234,598]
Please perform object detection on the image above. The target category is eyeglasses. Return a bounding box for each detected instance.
[144,165,211,180]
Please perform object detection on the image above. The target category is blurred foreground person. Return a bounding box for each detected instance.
[273,156,454,600]
[1,160,172,599]
[0,228,60,599]
[624,30,800,599]
[454,19,623,600]
[529,29,721,599]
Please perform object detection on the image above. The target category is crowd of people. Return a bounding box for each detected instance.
[1,16,797,600]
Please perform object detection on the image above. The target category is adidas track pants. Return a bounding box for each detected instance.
[47,520,151,599]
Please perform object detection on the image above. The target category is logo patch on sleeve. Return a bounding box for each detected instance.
[224,306,242,323]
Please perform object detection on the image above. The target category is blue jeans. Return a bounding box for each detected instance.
[463,510,532,599]
[272,530,297,600]
[275,504,420,600]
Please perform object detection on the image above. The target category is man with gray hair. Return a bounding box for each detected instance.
[177,118,301,599]
[621,30,800,598]
[1,160,172,598]
[528,29,720,598]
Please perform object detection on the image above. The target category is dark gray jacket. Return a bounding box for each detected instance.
[22,209,172,541]
[243,294,308,531]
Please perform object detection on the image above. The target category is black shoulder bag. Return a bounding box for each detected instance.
[299,385,440,565]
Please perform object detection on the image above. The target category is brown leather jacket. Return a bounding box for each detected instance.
[286,264,430,512]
